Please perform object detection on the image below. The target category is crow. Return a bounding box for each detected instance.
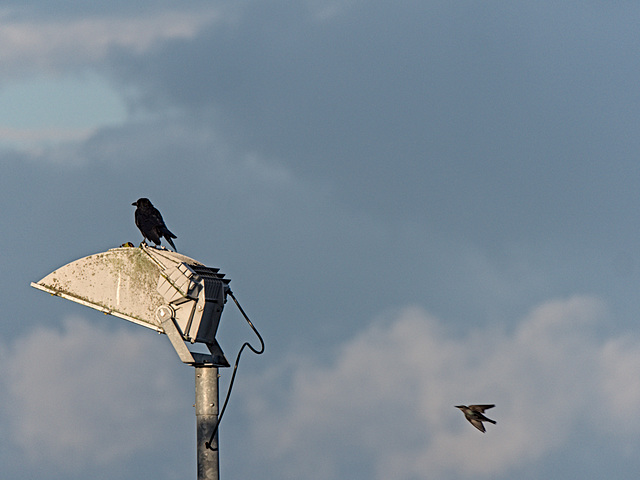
[131,198,177,251]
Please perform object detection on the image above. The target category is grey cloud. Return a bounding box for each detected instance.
[1,1,217,20]
[104,0,640,251]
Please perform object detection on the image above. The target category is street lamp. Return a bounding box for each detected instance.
[31,243,261,480]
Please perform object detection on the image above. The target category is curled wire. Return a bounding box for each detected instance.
[206,290,265,450]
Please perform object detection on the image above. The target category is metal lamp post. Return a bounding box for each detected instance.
[31,244,233,480]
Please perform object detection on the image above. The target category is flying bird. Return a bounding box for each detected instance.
[132,198,177,251]
[455,404,496,433]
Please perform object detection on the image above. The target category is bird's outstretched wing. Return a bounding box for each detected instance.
[469,404,495,412]
[469,419,487,433]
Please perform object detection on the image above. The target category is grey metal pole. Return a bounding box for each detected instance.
[195,365,219,480]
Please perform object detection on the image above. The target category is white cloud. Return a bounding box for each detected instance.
[0,9,219,75]
[0,126,95,153]
[0,316,189,472]
[240,296,639,479]
[598,335,640,431]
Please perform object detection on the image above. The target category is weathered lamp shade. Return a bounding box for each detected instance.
[31,244,230,367]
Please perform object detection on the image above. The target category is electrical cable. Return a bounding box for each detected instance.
[205,289,265,450]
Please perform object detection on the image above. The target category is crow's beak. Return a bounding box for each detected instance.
[131,202,137,206]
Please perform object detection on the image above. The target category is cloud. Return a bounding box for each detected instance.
[0,7,220,76]
[236,296,640,479]
[0,316,190,474]
[0,125,94,150]
[99,0,640,253]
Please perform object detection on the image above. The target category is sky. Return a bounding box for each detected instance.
[2,0,640,478]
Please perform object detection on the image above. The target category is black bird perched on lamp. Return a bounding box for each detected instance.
[132,198,177,251]
[455,404,496,433]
